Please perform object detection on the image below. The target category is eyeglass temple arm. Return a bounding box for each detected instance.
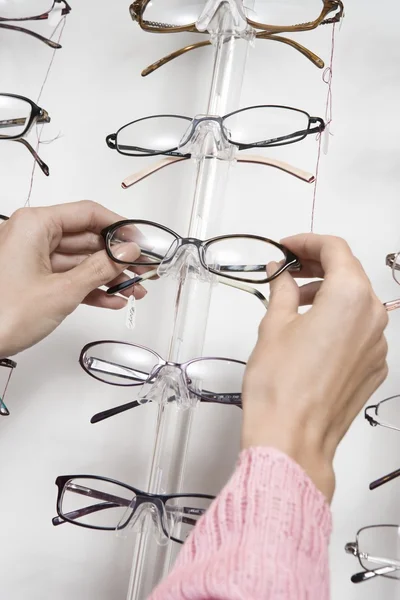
[0,397,10,416]
[0,111,50,130]
[141,33,324,77]
[52,501,121,526]
[121,155,315,189]
[27,0,71,21]
[369,466,400,490]
[86,357,150,382]
[106,267,269,308]
[238,119,325,151]
[12,138,49,176]
[351,564,398,583]
[0,23,62,48]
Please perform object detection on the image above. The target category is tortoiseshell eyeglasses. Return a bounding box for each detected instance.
[0,0,71,48]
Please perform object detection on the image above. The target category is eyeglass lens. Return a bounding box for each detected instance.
[142,0,325,28]
[357,526,400,578]
[0,0,55,19]
[376,396,400,430]
[0,95,32,139]
[392,252,400,285]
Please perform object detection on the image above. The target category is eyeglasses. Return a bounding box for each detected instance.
[0,0,71,48]
[383,252,400,312]
[0,93,51,176]
[121,154,316,189]
[100,219,301,302]
[131,0,343,34]
[346,525,400,583]
[130,1,344,76]
[106,105,325,158]
[53,474,214,544]
[365,395,400,490]
[79,340,245,423]
[0,358,16,417]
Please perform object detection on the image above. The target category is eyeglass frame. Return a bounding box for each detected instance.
[106,105,325,158]
[0,0,71,49]
[345,524,400,583]
[79,340,244,424]
[100,219,301,297]
[130,0,344,35]
[0,358,16,417]
[0,93,51,176]
[53,474,215,544]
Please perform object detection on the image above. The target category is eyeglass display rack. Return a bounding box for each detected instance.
[126,4,255,599]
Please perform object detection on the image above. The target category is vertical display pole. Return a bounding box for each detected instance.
[126,5,253,599]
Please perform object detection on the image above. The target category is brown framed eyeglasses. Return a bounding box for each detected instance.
[130,0,344,76]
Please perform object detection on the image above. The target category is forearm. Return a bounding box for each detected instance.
[150,447,332,600]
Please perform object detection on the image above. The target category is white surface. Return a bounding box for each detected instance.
[0,1,399,599]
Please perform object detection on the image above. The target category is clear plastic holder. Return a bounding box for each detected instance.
[126,3,255,598]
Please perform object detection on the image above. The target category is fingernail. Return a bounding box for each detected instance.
[114,242,140,262]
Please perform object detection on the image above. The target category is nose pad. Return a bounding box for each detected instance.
[177,119,236,161]
[115,500,170,546]
[137,365,197,410]
[196,0,249,34]
[157,243,215,284]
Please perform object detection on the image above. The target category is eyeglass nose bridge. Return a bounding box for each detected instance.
[196,0,250,34]
[178,116,236,161]
[116,497,170,546]
[137,364,197,410]
[158,238,215,285]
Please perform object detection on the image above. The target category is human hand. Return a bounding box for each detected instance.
[241,234,388,502]
[0,201,145,357]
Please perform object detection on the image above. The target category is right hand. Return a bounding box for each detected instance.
[242,234,389,502]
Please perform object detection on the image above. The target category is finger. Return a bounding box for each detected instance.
[44,200,125,234]
[60,243,140,303]
[265,261,300,320]
[299,281,323,306]
[281,234,363,278]
[50,252,89,273]
[55,231,105,254]
[105,272,147,300]
[82,289,127,310]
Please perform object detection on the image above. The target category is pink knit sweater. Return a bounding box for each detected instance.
[150,447,332,600]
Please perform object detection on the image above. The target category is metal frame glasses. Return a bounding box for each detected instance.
[106,105,325,158]
[0,358,16,417]
[0,0,71,48]
[365,394,400,490]
[0,93,51,176]
[101,219,301,304]
[346,525,400,583]
[79,340,245,423]
[53,474,214,544]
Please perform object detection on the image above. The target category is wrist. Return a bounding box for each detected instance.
[241,406,336,502]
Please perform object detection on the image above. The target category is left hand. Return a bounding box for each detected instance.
[0,200,145,357]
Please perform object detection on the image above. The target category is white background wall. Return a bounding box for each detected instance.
[1,1,400,599]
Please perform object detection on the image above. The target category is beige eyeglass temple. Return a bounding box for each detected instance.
[121,155,315,189]
[142,33,324,77]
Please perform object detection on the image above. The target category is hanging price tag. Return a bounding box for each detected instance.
[125,294,136,330]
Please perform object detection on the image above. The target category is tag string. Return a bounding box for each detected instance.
[25,17,67,207]
[310,22,336,232]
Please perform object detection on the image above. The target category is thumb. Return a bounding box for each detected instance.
[266,261,300,320]
[61,243,140,302]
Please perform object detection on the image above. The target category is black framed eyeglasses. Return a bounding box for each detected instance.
[106,105,325,158]
[0,0,71,48]
[365,395,400,490]
[101,219,301,303]
[53,474,214,544]
[0,358,16,417]
[346,525,400,583]
[0,93,51,176]
[79,340,245,424]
